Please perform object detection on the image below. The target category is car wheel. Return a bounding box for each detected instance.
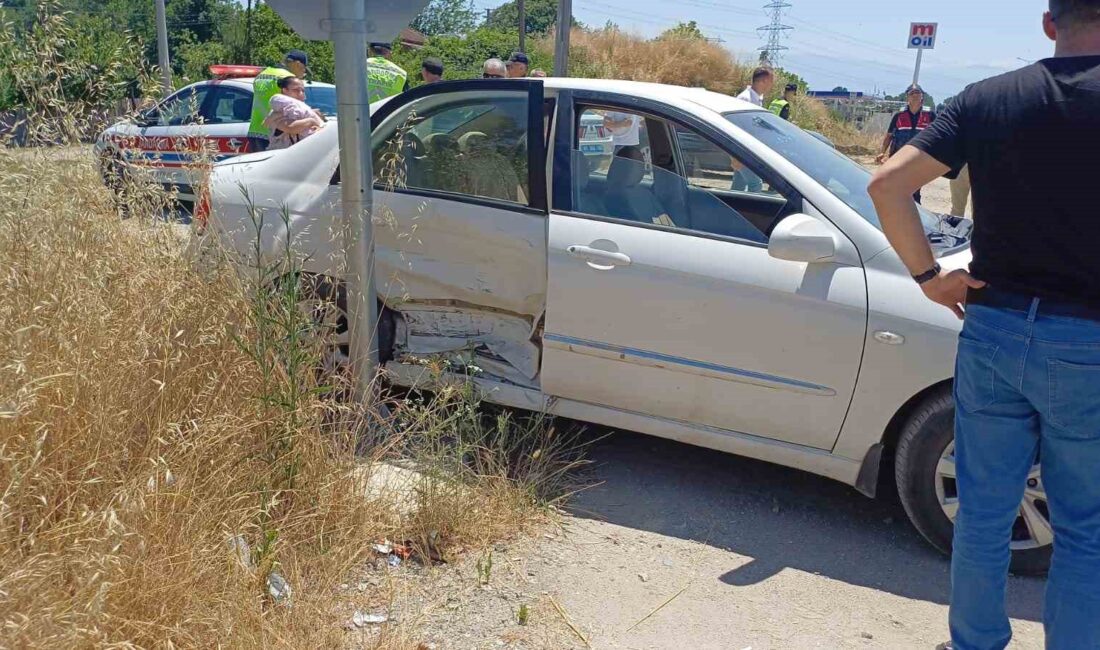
[895,387,1052,576]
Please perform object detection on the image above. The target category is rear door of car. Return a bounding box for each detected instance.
[341,80,550,385]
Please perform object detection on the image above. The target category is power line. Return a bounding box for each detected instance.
[757,1,792,65]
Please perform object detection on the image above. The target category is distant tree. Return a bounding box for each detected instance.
[411,0,478,36]
[659,21,705,40]
[484,0,579,36]
[832,86,849,93]
[246,4,335,83]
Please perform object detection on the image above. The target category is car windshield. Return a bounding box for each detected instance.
[304,85,337,116]
[724,111,969,248]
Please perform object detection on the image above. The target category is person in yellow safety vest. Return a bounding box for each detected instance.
[769,83,797,121]
[248,50,309,145]
[367,42,409,103]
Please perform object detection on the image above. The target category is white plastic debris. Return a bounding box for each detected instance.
[226,534,253,569]
[371,541,394,555]
[351,611,388,626]
[266,570,292,606]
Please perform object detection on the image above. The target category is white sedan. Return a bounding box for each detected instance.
[202,78,1050,574]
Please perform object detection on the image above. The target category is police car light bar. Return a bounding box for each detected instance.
[208,64,264,79]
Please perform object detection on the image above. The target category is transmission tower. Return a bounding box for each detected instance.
[757,1,793,65]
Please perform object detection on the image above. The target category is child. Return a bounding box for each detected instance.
[263,76,325,150]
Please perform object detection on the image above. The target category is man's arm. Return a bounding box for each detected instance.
[868,145,984,318]
[780,104,791,121]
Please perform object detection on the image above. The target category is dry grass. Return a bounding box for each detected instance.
[535,27,880,152]
[0,6,585,647]
[541,27,750,95]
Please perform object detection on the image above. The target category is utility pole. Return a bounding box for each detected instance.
[154,0,171,95]
[245,0,254,63]
[553,0,571,76]
[329,0,381,398]
[518,0,526,51]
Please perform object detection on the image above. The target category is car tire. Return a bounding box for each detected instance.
[291,274,396,372]
[895,387,1052,576]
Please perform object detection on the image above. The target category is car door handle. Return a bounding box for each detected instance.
[567,245,632,267]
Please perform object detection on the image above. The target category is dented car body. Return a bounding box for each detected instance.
[204,78,1051,567]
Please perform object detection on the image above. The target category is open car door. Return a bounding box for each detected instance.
[362,79,550,388]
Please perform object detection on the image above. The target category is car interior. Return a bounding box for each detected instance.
[573,106,799,242]
[371,98,531,205]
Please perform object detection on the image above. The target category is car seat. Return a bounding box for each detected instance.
[604,146,668,224]
[458,131,522,202]
[572,151,606,215]
[422,133,463,193]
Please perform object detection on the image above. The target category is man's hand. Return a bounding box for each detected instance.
[875,152,889,164]
[921,269,986,319]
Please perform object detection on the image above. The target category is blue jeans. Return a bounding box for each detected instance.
[952,301,1100,650]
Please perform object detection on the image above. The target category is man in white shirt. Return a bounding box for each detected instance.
[603,111,642,148]
[736,67,775,107]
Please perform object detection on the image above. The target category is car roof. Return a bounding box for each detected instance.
[541,77,761,116]
[183,78,336,92]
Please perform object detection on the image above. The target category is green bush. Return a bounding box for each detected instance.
[392,27,553,87]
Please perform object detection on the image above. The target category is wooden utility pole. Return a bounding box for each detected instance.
[154,0,171,94]
[245,0,254,63]
[518,0,526,51]
[553,0,571,76]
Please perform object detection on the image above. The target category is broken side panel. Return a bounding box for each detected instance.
[372,190,548,387]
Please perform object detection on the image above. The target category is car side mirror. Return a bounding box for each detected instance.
[768,213,838,263]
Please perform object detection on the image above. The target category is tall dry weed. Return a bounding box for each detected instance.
[0,6,584,647]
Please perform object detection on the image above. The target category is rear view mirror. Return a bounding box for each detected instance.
[768,213,838,263]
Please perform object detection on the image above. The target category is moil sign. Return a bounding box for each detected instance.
[909,22,938,49]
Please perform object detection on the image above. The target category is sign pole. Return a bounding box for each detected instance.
[329,0,380,399]
[912,48,924,85]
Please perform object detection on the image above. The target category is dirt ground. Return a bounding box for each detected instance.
[351,431,1043,650]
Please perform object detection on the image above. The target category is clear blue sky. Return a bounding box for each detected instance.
[473,0,1055,102]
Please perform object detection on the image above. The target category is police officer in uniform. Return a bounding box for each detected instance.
[248,50,309,148]
[367,42,409,103]
[769,83,797,121]
[876,83,936,203]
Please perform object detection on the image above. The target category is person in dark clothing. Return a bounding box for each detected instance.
[868,2,1100,649]
[876,84,936,203]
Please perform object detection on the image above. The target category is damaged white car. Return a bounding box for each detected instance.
[201,78,1050,574]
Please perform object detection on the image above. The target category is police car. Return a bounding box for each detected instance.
[94,65,336,205]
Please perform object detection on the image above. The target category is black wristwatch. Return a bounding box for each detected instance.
[912,263,942,285]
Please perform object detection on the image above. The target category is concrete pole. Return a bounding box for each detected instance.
[518,0,526,52]
[553,0,571,76]
[154,0,171,95]
[329,0,380,399]
[912,48,924,85]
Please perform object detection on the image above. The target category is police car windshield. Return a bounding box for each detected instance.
[724,111,947,238]
[304,85,337,116]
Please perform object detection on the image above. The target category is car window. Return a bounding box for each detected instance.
[372,90,532,206]
[304,85,337,116]
[155,86,212,127]
[207,86,252,124]
[725,111,942,235]
[570,105,786,243]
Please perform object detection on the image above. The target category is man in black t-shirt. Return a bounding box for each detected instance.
[876,84,936,203]
[868,3,1100,649]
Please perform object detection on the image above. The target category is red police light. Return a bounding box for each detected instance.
[208,65,264,79]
